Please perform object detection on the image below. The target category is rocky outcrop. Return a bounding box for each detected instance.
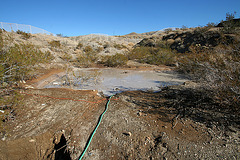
[136,29,237,53]
[163,31,225,53]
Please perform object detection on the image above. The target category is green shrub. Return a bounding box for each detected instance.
[16,30,31,39]
[129,46,175,65]
[128,46,152,60]
[100,53,128,67]
[76,51,98,67]
[145,48,175,65]
[0,43,52,85]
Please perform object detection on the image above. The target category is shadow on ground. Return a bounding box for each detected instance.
[123,85,240,131]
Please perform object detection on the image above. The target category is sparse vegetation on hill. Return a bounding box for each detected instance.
[132,12,240,122]
[0,31,52,86]
[48,40,61,48]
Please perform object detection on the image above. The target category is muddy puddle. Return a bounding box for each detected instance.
[44,68,189,96]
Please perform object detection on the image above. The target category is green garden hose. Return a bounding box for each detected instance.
[78,95,114,160]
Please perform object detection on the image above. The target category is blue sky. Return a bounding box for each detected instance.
[0,0,239,36]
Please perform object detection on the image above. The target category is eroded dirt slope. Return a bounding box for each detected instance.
[0,86,239,160]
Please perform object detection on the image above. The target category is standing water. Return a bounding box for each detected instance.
[44,68,189,96]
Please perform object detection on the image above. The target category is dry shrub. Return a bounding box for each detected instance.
[16,30,31,39]
[96,46,104,53]
[76,42,83,49]
[0,90,22,132]
[178,43,240,111]
[49,40,61,48]
[61,53,72,62]
[83,45,93,53]
[113,43,127,50]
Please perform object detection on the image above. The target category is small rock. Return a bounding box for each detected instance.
[123,132,132,137]
[25,85,34,89]
[29,139,35,142]
[53,81,60,85]
[162,125,168,129]
[88,152,93,156]
[137,111,143,116]
[20,80,26,84]
[1,136,6,141]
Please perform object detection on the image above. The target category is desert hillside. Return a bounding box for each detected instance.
[0,18,240,160]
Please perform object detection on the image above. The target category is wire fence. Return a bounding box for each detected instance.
[0,22,55,36]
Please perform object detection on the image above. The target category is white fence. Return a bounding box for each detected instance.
[0,22,55,35]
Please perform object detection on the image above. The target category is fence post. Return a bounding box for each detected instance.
[1,22,3,29]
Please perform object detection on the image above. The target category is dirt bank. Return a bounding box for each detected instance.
[0,84,239,159]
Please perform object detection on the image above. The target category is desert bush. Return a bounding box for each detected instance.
[16,30,31,39]
[194,26,209,34]
[129,46,175,65]
[0,42,52,85]
[61,53,72,62]
[56,33,65,37]
[220,12,240,34]
[96,46,104,53]
[156,40,171,49]
[83,45,93,53]
[76,42,83,49]
[100,53,128,67]
[49,40,61,48]
[128,46,152,60]
[113,43,127,50]
[206,22,216,28]
[0,90,22,132]
[164,28,173,34]
[145,48,175,65]
[76,51,98,67]
[177,42,240,110]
